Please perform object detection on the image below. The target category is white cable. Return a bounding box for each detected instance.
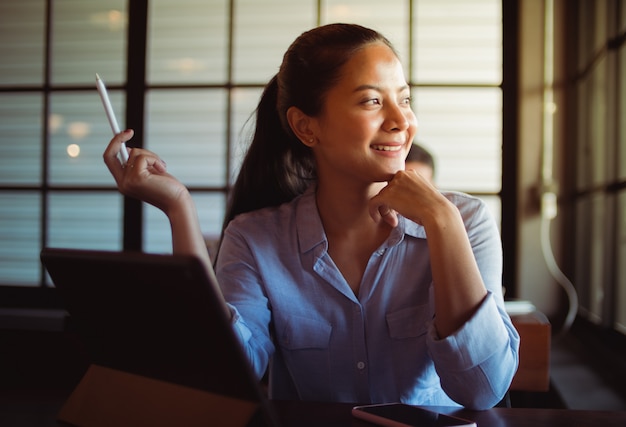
[540,0,578,338]
[540,197,579,337]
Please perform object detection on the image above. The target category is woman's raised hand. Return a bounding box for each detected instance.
[369,169,453,228]
[103,129,189,215]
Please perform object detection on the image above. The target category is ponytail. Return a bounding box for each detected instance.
[221,75,315,232]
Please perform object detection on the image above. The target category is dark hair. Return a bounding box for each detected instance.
[221,23,396,231]
[406,143,436,177]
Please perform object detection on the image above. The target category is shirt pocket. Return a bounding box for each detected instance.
[277,314,332,350]
[385,305,438,394]
[275,315,333,399]
[386,304,433,339]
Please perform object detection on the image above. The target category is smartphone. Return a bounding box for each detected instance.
[352,403,476,427]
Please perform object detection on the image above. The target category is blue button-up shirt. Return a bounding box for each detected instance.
[216,186,519,410]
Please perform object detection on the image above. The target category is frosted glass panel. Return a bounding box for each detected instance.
[587,194,606,323]
[48,192,123,250]
[49,92,125,185]
[144,203,170,254]
[322,0,409,67]
[51,0,127,85]
[233,0,317,83]
[144,192,226,254]
[577,5,591,72]
[413,0,502,84]
[592,1,607,51]
[616,191,626,334]
[147,0,228,84]
[0,0,46,86]
[575,197,592,317]
[589,57,607,186]
[575,78,590,190]
[195,192,227,237]
[0,192,41,286]
[620,45,626,180]
[230,88,263,184]
[576,195,606,324]
[476,194,501,231]
[414,87,502,192]
[0,94,43,185]
[146,90,227,187]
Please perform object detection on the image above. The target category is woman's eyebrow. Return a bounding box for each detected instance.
[353,84,410,93]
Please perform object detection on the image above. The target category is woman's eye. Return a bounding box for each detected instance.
[363,98,381,105]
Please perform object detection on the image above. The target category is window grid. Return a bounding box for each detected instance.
[566,1,626,333]
[0,0,504,298]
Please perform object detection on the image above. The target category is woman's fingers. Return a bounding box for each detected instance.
[369,170,435,227]
[103,129,133,179]
[368,200,399,227]
[378,205,399,227]
[102,130,183,214]
[104,129,168,173]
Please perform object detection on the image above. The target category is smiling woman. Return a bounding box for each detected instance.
[0,0,516,412]
[103,22,519,410]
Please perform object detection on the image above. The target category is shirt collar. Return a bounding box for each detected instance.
[295,185,326,254]
[295,185,427,255]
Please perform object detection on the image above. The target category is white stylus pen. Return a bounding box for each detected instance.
[95,73,129,166]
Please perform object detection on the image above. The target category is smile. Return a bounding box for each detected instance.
[371,145,402,152]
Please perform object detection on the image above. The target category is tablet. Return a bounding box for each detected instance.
[41,247,278,426]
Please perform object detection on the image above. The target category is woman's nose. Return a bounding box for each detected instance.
[384,104,411,131]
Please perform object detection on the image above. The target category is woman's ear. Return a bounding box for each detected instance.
[286,106,317,147]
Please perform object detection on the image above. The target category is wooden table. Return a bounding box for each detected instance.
[3,392,626,427]
[275,400,626,426]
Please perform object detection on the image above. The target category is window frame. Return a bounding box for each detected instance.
[0,0,514,307]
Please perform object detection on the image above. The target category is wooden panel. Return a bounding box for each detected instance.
[58,364,260,427]
[510,311,551,392]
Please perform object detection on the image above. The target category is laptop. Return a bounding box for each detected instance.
[41,247,280,427]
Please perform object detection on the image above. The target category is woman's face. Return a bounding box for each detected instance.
[309,42,418,185]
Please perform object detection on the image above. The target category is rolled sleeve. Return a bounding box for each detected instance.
[427,292,520,409]
[227,302,273,380]
[228,303,252,344]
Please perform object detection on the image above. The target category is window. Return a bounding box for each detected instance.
[0,0,504,302]
[564,1,626,337]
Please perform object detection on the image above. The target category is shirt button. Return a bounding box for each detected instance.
[357,361,366,370]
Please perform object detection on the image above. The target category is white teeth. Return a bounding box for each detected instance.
[372,145,401,152]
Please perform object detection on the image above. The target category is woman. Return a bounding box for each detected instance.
[104,23,519,410]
